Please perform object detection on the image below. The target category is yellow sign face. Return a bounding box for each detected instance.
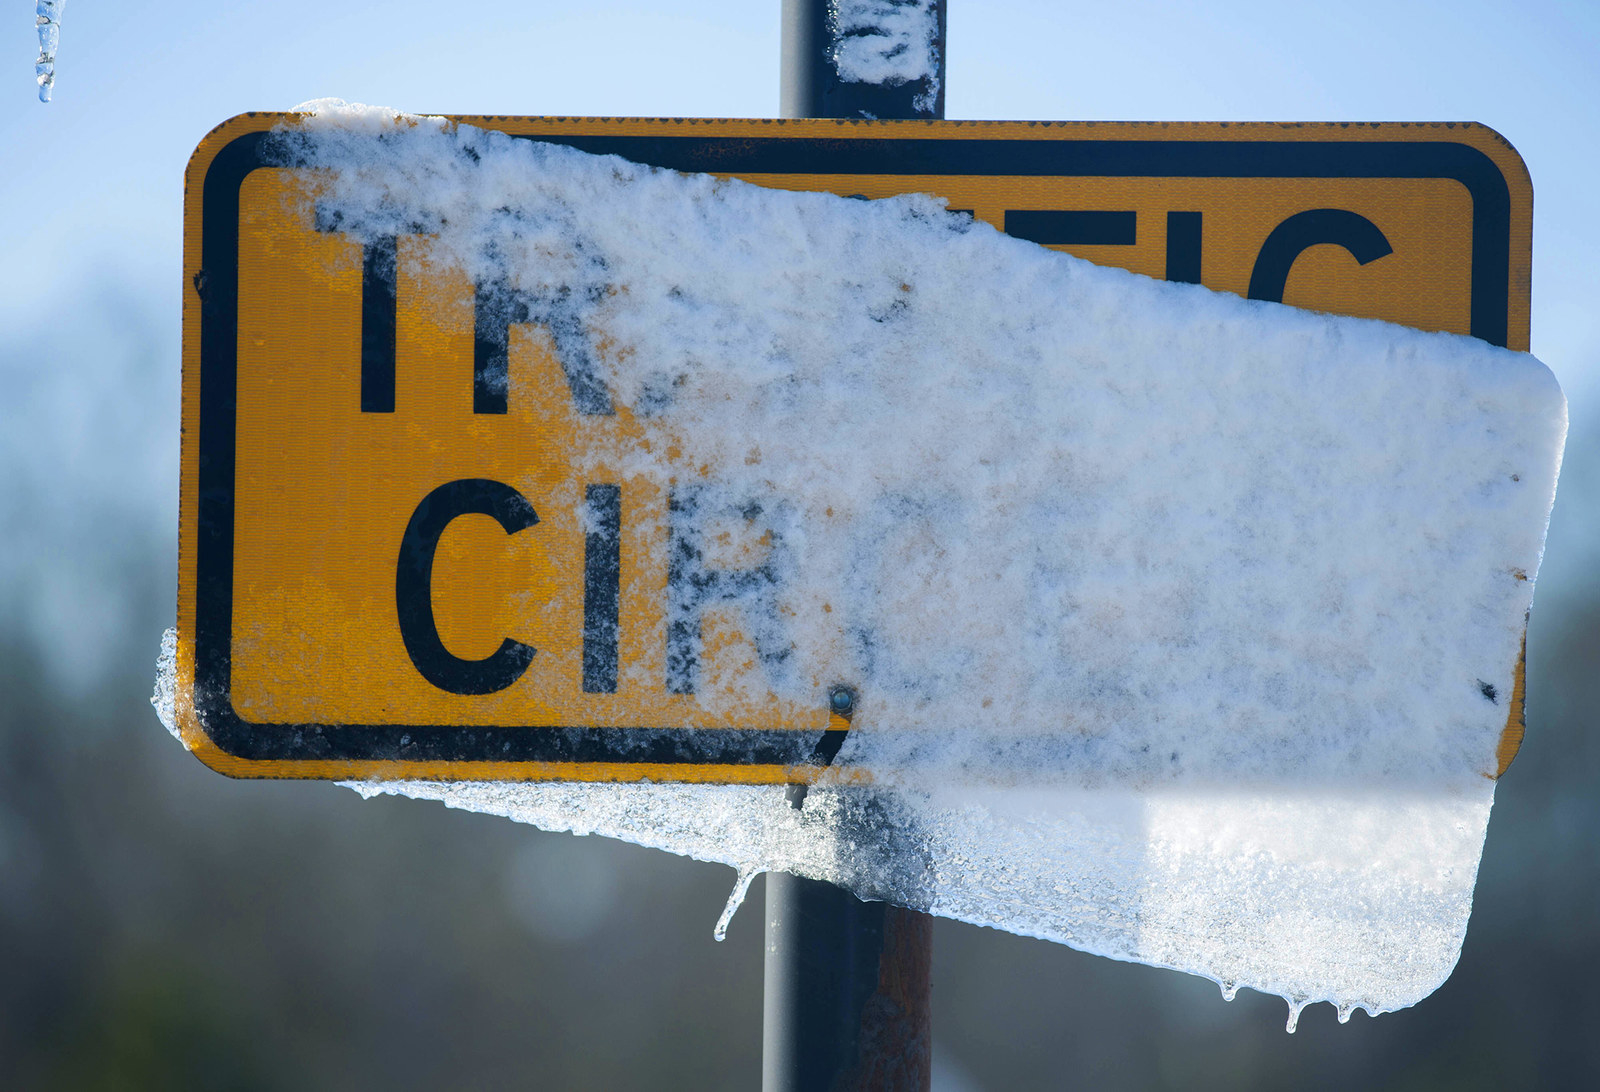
[177,114,1532,782]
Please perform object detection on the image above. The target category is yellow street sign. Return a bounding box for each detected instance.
[176,114,1532,783]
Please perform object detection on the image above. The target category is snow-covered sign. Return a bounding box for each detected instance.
[163,107,1563,1025]
[173,111,1545,789]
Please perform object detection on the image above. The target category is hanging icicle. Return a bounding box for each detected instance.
[36,1,65,103]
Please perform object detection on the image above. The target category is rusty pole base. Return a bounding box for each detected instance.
[762,873,932,1092]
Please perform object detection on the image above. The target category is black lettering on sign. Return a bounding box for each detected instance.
[359,234,398,413]
[1248,208,1393,303]
[583,484,621,694]
[666,489,792,695]
[473,276,615,416]
[1004,210,1137,247]
[396,478,538,695]
[1165,211,1203,284]
[313,210,399,414]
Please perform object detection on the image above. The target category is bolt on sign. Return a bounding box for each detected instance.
[177,114,1532,784]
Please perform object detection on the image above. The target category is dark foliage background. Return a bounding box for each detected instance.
[1,284,1597,1090]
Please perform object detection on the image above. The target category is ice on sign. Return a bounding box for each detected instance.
[167,103,1564,1025]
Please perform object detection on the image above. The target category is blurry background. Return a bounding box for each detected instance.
[4,2,1599,1087]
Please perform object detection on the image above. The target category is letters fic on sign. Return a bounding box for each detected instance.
[177,114,1532,784]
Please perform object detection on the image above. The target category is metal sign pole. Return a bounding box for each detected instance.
[764,4,943,1090]
[780,0,946,121]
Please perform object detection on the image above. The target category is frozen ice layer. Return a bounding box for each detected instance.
[346,777,1495,1024]
[190,103,1565,1022]
[152,626,183,746]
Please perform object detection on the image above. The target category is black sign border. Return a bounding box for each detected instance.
[193,122,1516,766]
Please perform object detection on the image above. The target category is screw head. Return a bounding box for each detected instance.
[828,686,856,716]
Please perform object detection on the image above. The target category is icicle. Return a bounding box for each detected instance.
[35,0,64,102]
[1336,1002,1355,1024]
[1285,998,1308,1034]
[1219,981,1238,1002]
[714,866,761,942]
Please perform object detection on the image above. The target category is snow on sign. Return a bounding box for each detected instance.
[175,110,1546,787]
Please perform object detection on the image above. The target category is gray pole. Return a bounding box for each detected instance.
[764,4,943,1090]
[763,877,932,1090]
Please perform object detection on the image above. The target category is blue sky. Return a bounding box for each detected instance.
[5,1,1599,385]
[4,0,1599,682]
